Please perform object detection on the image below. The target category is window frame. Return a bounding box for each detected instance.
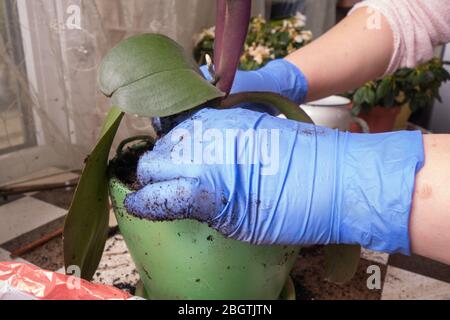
[0,0,85,185]
[0,0,36,155]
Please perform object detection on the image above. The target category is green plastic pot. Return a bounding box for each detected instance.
[108,142,300,300]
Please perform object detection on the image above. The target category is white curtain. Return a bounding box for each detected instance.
[0,0,267,184]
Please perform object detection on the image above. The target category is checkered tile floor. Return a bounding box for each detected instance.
[1,168,449,299]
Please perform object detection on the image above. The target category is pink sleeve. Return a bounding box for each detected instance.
[349,0,450,75]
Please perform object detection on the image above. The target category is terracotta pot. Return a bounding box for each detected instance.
[359,106,402,133]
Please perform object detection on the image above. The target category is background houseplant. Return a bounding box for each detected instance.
[350,58,450,133]
[194,12,312,71]
[63,0,360,299]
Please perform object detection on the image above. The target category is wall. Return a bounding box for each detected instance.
[430,44,450,133]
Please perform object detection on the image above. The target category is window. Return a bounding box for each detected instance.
[0,0,35,154]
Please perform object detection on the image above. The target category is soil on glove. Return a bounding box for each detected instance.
[110,142,153,191]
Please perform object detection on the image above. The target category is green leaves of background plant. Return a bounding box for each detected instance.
[98,34,224,117]
[351,58,450,115]
[63,107,124,280]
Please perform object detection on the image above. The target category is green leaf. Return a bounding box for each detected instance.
[98,34,224,117]
[63,107,124,280]
[376,78,391,101]
[112,69,223,117]
[324,244,361,284]
[218,92,360,283]
[218,92,313,123]
[420,71,435,87]
[395,68,412,78]
[351,104,362,116]
[383,90,395,107]
[353,87,366,106]
[364,87,376,106]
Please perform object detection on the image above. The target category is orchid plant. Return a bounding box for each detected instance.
[63,0,359,285]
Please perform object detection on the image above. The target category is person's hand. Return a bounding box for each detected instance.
[152,59,308,134]
[202,59,309,114]
[126,108,424,254]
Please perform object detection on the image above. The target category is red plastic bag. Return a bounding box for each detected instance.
[0,262,133,300]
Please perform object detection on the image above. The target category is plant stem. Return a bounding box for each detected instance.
[214,0,252,94]
[214,0,226,71]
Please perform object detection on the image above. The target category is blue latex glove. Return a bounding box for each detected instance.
[125,108,425,255]
[202,59,309,115]
[153,59,308,135]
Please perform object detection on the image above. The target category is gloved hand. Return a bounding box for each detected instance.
[152,59,308,134]
[202,59,309,113]
[126,108,424,255]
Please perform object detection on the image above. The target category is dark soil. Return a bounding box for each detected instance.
[110,142,153,190]
[113,282,136,295]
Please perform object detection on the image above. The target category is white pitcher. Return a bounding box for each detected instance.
[301,96,369,133]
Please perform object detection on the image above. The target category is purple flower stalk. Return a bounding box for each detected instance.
[214,0,251,95]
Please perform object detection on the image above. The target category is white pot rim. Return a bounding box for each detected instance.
[304,95,351,108]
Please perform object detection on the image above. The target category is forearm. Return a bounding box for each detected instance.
[410,135,450,265]
[285,7,394,101]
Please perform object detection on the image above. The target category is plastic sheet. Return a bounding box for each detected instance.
[0,262,134,300]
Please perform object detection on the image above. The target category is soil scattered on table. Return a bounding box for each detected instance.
[291,245,385,300]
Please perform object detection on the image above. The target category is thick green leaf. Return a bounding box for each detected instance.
[63,107,124,280]
[218,92,313,123]
[324,244,361,284]
[219,92,360,283]
[112,69,223,117]
[98,34,224,117]
[98,34,198,96]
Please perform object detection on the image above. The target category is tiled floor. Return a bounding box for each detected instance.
[0,168,449,299]
[0,197,66,244]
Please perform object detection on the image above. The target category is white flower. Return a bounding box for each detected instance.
[194,26,215,45]
[294,35,304,44]
[247,44,271,65]
[282,20,291,30]
[253,15,267,25]
[301,30,313,41]
[203,26,215,38]
[293,12,307,28]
